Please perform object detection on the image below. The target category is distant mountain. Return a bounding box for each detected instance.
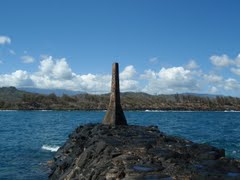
[19,88,85,96]
[0,86,33,102]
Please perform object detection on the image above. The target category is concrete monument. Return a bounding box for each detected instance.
[102,63,127,125]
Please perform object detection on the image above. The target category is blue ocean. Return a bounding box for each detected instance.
[0,111,239,179]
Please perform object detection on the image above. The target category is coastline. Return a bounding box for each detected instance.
[1,109,240,112]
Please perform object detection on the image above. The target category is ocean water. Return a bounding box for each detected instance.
[0,111,239,179]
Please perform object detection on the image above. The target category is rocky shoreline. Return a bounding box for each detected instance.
[49,124,240,180]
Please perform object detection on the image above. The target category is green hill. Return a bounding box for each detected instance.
[0,86,33,102]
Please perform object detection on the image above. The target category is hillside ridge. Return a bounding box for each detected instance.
[0,87,239,111]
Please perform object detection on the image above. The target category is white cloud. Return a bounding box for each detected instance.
[208,86,218,94]
[210,54,233,67]
[230,68,240,76]
[140,69,157,79]
[120,79,138,91]
[120,65,136,79]
[1,54,240,96]
[203,72,240,95]
[234,54,240,67]
[141,67,199,94]
[73,73,111,93]
[224,78,240,91]
[29,57,113,93]
[204,74,223,83]
[21,55,35,64]
[39,56,54,74]
[0,70,33,87]
[0,60,3,64]
[38,56,73,80]
[52,59,73,80]
[158,67,190,80]
[186,60,199,69]
[0,36,11,45]
[209,53,240,79]
[0,56,139,93]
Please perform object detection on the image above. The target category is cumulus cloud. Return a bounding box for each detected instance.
[209,53,240,79]
[1,54,240,96]
[186,60,199,69]
[0,36,11,45]
[140,69,157,79]
[204,74,223,83]
[210,54,233,67]
[120,80,138,91]
[73,73,111,93]
[208,86,218,94]
[33,57,113,93]
[0,70,33,87]
[224,78,240,91]
[38,56,73,80]
[21,55,35,64]
[203,71,240,95]
[0,56,140,93]
[158,67,190,80]
[234,54,240,67]
[141,67,199,94]
[230,68,240,76]
[120,65,137,79]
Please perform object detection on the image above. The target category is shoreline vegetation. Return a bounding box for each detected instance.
[1,86,240,111]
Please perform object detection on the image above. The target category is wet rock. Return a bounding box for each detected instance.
[49,124,240,180]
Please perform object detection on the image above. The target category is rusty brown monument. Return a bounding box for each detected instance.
[102,63,127,125]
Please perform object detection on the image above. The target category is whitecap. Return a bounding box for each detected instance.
[41,145,60,152]
[0,110,17,111]
[144,110,165,112]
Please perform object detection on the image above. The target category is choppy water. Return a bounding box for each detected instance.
[0,111,239,179]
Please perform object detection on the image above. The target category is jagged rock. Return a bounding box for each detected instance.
[49,124,240,179]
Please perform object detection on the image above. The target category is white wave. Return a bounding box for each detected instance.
[41,145,60,152]
[0,110,17,111]
[144,110,165,112]
[38,110,53,111]
[224,110,240,112]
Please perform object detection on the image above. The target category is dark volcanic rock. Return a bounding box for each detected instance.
[49,124,240,180]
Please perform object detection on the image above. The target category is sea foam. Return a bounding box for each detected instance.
[42,145,60,152]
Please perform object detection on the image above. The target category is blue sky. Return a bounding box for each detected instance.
[1,0,240,96]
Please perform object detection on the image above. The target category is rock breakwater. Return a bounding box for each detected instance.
[49,124,240,179]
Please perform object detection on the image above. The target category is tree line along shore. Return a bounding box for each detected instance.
[0,86,240,111]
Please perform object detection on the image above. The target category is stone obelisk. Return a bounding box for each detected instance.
[103,63,127,125]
